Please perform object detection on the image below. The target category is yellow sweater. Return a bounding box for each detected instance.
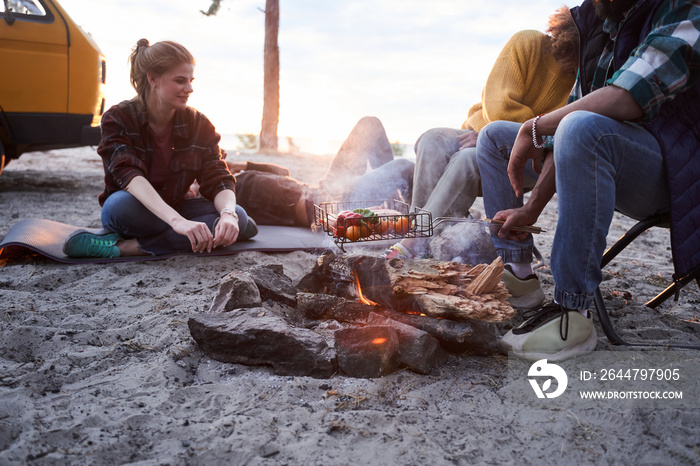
[463,29,576,132]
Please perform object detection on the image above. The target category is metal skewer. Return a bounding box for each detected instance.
[483,218,546,234]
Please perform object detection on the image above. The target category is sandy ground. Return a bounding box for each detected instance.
[1,146,699,465]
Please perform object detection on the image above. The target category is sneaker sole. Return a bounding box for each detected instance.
[499,327,598,362]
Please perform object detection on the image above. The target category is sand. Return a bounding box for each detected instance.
[1,146,699,465]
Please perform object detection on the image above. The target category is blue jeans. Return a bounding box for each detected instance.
[477,111,669,310]
[411,128,481,227]
[101,191,250,255]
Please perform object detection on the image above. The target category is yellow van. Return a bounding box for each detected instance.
[0,0,105,173]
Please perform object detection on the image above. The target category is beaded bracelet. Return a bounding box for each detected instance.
[532,114,548,149]
[220,208,239,220]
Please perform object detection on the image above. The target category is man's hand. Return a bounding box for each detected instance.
[213,213,240,248]
[458,131,478,149]
[492,207,540,241]
[172,218,214,253]
[508,119,547,198]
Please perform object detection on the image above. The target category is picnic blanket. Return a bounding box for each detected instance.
[0,218,332,264]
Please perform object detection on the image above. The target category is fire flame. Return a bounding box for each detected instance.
[372,337,387,345]
[352,272,378,306]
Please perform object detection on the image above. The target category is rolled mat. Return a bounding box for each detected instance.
[0,218,332,264]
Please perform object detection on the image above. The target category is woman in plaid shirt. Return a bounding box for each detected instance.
[64,39,256,258]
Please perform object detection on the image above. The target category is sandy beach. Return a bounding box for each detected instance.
[1,146,699,465]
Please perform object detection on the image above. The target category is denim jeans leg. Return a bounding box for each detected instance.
[411,127,473,210]
[551,111,669,310]
[137,200,250,255]
[476,121,539,263]
[421,146,481,223]
[101,191,250,255]
[101,190,170,240]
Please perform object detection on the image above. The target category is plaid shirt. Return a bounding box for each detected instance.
[570,0,700,123]
[97,99,235,206]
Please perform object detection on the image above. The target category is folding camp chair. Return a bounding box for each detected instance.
[594,212,700,349]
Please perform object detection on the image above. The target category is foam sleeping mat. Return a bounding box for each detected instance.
[0,218,332,264]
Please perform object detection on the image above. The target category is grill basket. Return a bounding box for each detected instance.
[314,199,433,252]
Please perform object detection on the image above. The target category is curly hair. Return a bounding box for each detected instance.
[546,6,579,75]
[129,39,195,107]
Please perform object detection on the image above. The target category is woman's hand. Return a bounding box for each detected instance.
[492,207,540,242]
[458,131,478,149]
[171,217,215,253]
[213,213,240,248]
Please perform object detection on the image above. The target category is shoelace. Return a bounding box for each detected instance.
[87,237,117,256]
[515,302,569,340]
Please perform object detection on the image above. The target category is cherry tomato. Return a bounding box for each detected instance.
[345,225,363,241]
[374,218,394,235]
[393,216,411,235]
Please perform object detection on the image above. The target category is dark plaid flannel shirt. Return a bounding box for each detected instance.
[97,99,235,206]
[569,0,700,123]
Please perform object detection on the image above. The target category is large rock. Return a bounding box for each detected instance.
[250,264,298,307]
[188,309,337,378]
[209,271,262,313]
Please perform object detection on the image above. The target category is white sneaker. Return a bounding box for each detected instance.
[499,302,598,361]
[502,265,545,310]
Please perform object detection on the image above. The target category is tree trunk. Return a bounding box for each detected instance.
[259,0,280,151]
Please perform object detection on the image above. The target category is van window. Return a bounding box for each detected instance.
[1,0,48,18]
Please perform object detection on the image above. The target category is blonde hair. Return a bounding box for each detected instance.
[129,39,195,107]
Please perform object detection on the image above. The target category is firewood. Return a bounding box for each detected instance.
[297,252,516,323]
[466,257,505,295]
[384,257,515,323]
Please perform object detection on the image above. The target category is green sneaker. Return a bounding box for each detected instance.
[502,265,545,310]
[499,302,597,361]
[63,230,122,258]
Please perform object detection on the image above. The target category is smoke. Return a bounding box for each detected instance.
[429,220,497,266]
[342,158,415,203]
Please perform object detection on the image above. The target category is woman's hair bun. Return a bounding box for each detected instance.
[136,38,150,49]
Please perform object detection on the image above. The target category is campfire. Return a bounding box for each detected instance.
[188,252,515,379]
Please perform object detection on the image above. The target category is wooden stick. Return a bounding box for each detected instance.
[483,218,545,234]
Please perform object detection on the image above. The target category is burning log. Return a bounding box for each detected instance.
[367,312,447,374]
[295,292,375,323]
[335,326,400,378]
[298,252,516,323]
[378,307,501,354]
[294,292,500,354]
[385,256,515,323]
[190,252,514,380]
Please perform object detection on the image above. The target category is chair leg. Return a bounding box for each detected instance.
[594,214,664,346]
[646,271,700,308]
[594,287,630,346]
[595,286,700,349]
[600,214,667,268]
[594,213,700,349]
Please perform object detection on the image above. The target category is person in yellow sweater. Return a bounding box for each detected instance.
[387,7,578,286]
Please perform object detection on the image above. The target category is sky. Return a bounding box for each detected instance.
[58,0,571,153]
